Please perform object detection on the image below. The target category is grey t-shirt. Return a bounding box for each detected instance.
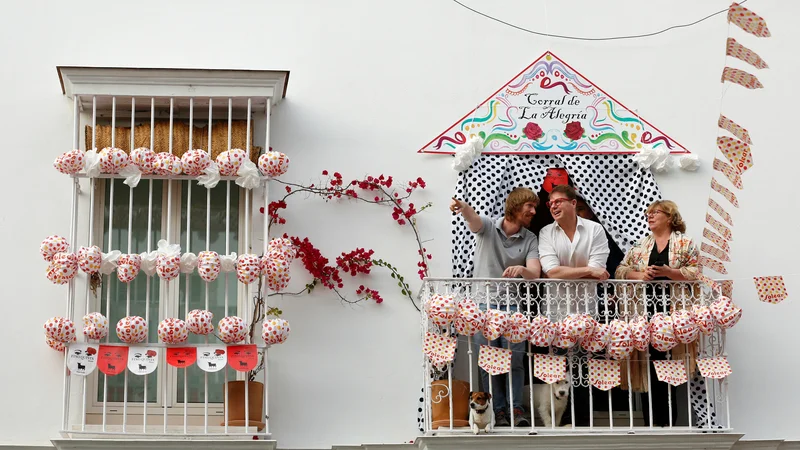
[472,216,539,279]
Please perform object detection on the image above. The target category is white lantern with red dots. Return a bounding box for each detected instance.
[582,322,610,353]
[503,312,530,344]
[692,304,715,335]
[83,312,109,341]
[186,309,215,335]
[650,313,679,352]
[54,150,85,175]
[218,316,248,344]
[258,151,290,178]
[454,298,484,336]
[709,296,742,329]
[44,317,76,343]
[482,309,509,341]
[425,294,457,328]
[99,147,130,174]
[158,318,188,344]
[672,309,699,344]
[607,319,633,360]
[528,316,555,347]
[116,316,149,344]
[630,316,650,352]
[262,318,290,345]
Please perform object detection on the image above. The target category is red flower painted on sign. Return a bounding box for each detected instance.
[523,122,543,140]
[564,121,584,141]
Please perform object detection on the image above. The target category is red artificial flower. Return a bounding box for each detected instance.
[523,122,544,140]
[564,121,584,141]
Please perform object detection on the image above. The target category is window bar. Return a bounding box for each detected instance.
[724,329,731,429]
[164,96,174,434]
[143,97,155,433]
[646,287,653,429]
[484,282,493,425]
[586,285,595,430]
[466,285,474,393]
[526,283,535,434]
[204,97,212,434]
[663,284,672,428]
[567,284,574,430]
[102,96,117,433]
[683,287,692,429]
[263,99,271,437]
[183,97,194,435]
[443,282,453,431]
[622,285,633,429]
[223,99,231,433]
[505,283,513,431]
[81,95,98,432]
[122,97,136,433]
[546,282,555,429]
[236,96,251,435]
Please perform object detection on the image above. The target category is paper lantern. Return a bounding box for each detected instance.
[258,151,290,178]
[552,320,579,349]
[650,313,679,352]
[54,150,84,175]
[181,149,212,176]
[99,147,129,174]
[116,316,148,344]
[582,322,610,353]
[218,316,248,344]
[425,294,457,328]
[40,235,69,262]
[46,337,68,352]
[78,245,102,274]
[503,312,530,344]
[262,318,290,345]
[117,253,141,283]
[563,314,596,341]
[672,309,699,344]
[528,316,555,347]
[236,254,262,285]
[709,296,742,329]
[453,298,484,336]
[267,237,296,262]
[196,251,221,282]
[263,256,291,292]
[83,312,109,341]
[44,317,76,343]
[216,149,248,176]
[131,147,156,174]
[630,316,650,352]
[692,304,715,335]
[158,318,188,344]
[153,152,182,176]
[157,254,181,281]
[186,309,214,335]
[47,252,78,285]
[607,319,633,360]
[482,309,508,341]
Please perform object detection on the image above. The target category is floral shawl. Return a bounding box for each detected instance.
[615,231,700,281]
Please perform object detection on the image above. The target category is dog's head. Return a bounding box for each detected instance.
[552,373,571,400]
[469,392,492,411]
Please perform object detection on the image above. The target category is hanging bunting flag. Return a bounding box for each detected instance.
[534,353,568,384]
[697,273,721,292]
[721,280,734,299]
[127,346,159,376]
[706,213,733,241]
[717,136,754,173]
[753,275,788,304]
[478,345,512,376]
[703,227,730,253]
[718,115,752,145]
[228,344,259,372]
[697,357,733,379]
[708,198,734,226]
[167,347,197,368]
[726,38,769,69]
[721,67,764,89]
[97,345,129,376]
[713,158,743,189]
[423,332,458,367]
[652,360,688,386]
[67,343,99,376]
[699,255,728,275]
[711,178,740,208]
[588,359,621,391]
[728,2,771,38]
[701,242,731,262]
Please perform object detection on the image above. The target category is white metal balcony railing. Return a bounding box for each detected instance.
[421,278,734,436]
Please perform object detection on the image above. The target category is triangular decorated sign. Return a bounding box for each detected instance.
[419,51,690,155]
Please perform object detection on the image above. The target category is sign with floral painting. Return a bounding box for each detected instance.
[419,51,689,155]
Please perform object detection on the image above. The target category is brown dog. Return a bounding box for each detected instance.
[468,392,494,434]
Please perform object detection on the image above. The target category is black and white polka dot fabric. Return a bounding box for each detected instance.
[451,154,662,278]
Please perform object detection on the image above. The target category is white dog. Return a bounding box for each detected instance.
[468,392,494,434]
[522,374,571,428]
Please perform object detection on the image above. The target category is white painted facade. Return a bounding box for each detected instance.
[0,0,796,448]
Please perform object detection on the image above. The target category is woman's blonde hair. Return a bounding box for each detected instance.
[647,200,686,233]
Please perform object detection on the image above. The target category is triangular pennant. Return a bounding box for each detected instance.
[699,255,728,275]
[533,353,567,384]
[167,347,197,368]
[97,345,129,376]
[713,158,743,189]
[721,67,764,89]
[726,38,769,69]
[718,115,752,145]
[717,137,753,174]
[706,213,733,241]
[652,360,687,386]
[67,343,99,376]
[127,346,159,376]
[728,2,771,37]
[703,227,730,253]
[753,276,788,304]
[697,357,733,379]
[701,242,730,262]
[711,178,740,208]
[423,332,457,367]
[478,345,512,376]
[697,273,721,292]
[587,359,620,391]
[708,198,734,226]
[418,51,690,155]
[721,280,735,299]
[228,344,259,372]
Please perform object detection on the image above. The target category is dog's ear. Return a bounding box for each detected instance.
[469,391,473,398]
[486,393,492,400]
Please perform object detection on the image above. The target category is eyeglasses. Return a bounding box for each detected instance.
[645,209,668,217]
[546,198,572,208]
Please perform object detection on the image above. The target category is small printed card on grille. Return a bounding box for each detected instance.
[478,345,512,376]
[697,357,733,379]
[754,276,788,304]
[588,359,620,391]
[423,332,457,367]
[534,353,567,384]
[652,360,687,386]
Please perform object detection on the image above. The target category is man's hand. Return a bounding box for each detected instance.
[502,266,525,278]
[588,267,610,280]
[450,197,467,215]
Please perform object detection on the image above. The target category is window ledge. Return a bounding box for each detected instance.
[415,433,744,450]
[51,438,276,450]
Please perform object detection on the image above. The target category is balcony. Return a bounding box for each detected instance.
[418,278,741,449]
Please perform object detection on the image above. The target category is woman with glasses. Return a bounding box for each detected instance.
[614,200,701,427]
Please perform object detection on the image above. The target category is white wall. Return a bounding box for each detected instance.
[0,0,796,447]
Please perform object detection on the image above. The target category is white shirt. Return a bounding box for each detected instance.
[538,216,610,274]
